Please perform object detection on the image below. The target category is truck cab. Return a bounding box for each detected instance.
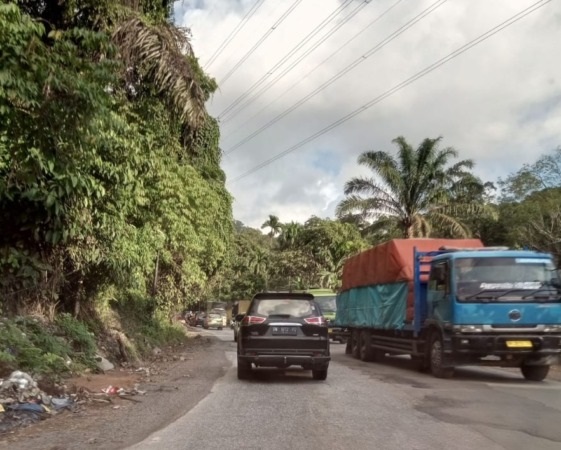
[305,289,345,343]
[422,248,561,380]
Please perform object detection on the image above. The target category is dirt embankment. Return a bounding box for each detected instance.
[0,329,232,450]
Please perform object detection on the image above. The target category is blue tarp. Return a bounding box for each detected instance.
[334,283,408,329]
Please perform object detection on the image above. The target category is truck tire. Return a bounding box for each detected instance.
[345,335,352,354]
[360,331,375,362]
[429,333,454,379]
[351,330,361,359]
[237,359,252,380]
[521,364,550,381]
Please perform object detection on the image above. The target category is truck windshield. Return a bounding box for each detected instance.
[455,257,559,302]
[315,296,337,313]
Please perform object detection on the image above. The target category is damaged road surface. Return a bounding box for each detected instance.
[4,329,561,450]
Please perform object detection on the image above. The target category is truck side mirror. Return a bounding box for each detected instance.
[433,266,446,283]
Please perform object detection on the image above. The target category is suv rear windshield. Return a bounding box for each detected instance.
[251,299,318,318]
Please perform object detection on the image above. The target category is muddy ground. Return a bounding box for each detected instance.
[0,328,230,450]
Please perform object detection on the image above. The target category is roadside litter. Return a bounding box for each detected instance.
[0,370,76,434]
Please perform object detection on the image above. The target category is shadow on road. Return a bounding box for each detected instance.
[338,352,537,385]
[243,368,322,384]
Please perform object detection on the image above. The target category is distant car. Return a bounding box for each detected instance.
[204,312,224,330]
[210,308,227,328]
[190,312,206,327]
[236,292,330,380]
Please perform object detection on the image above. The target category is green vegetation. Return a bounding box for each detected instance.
[0,1,231,375]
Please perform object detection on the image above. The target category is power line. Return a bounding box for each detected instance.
[221,0,404,143]
[217,0,355,119]
[224,0,446,155]
[228,0,551,185]
[204,0,265,70]
[219,0,374,123]
[219,0,303,86]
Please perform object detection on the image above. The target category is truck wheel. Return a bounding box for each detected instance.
[351,330,360,359]
[345,335,352,354]
[237,359,252,380]
[521,364,550,381]
[360,331,375,362]
[429,333,454,379]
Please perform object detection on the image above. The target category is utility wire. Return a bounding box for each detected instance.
[228,0,551,184]
[204,0,265,69]
[219,0,303,86]
[217,0,355,119]
[224,0,446,155]
[220,0,374,123]
[221,0,404,142]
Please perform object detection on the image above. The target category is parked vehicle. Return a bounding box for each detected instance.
[236,292,330,380]
[306,288,345,343]
[189,311,206,327]
[336,238,561,381]
[204,312,224,330]
[232,300,251,342]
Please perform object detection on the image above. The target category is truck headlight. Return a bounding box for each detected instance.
[453,325,484,333]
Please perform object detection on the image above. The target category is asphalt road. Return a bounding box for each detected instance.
[129,328,561,450]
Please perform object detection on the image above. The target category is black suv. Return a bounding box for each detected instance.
[236,292,330,380]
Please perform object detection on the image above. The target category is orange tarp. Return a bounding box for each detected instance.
[341,238,484,290]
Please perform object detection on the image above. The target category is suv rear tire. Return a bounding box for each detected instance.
[312,368,328,380]
[521,364,549,381]
[237,359,252,380]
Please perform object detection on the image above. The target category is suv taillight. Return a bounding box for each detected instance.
[304,316,326,326]
[241,316,266,326]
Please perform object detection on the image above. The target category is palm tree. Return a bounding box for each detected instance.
[279,221,303,248]
[261,214,282,238]
[248,247,270,289]
[112,7,210,134]
[336,136,486,238]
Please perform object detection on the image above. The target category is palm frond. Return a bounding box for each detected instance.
[357,151,404,196]
[113,17,206,132]
[426,211,470,238]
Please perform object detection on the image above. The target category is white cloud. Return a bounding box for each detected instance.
[175,0,561,228]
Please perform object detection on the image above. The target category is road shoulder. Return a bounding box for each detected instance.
[0,334,231,450]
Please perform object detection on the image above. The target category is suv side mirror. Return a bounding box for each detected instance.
[235,313,246,322]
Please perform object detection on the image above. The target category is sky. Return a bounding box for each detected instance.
[174,0,561,229]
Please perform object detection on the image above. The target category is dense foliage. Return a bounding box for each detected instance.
[0,2,232,324]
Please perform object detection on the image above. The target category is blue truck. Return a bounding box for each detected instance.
[335,239,561,381]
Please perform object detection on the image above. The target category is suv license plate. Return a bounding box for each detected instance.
[505,340,533,348]
[272,327,298,336]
